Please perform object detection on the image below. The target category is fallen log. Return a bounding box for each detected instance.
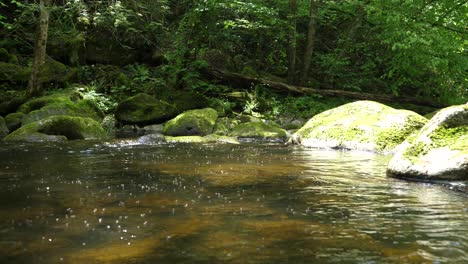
[203,68,447,109]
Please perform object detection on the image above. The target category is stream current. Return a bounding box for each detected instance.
[0,141,467,263]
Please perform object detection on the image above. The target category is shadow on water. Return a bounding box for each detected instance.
[0,141,467,263]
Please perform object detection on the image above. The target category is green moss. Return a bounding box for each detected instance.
[18,91,103,126]
[163,108,218,136]
[0,58,75,83]
[403,125,468,161]
[19,92,74,113]
[0,62,28,81]
[294,101,427,152]
[213,117,238,135]
[164,136,207,143]
[4,116,106,142]
[4,112,24,131]
[430,125,467,150]
[38,58,76,83]
[375,118,426,151]
[22,99,102,125]
[230,122,287,139]
[115,93,177,125]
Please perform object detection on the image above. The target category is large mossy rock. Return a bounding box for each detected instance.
[0,96,26,116]
[0,116,9,139]
[291,101,428,153]
[115,93,177,125]
[4,112,24,131]
[19,91,103,125]
[230,121,287,140]
[163,108,218,136]
[3,116,106,142]
[0,58,75,83]
[170,91,209,114]
[387,103,468,180]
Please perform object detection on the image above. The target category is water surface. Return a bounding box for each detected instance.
[0,141,467,263]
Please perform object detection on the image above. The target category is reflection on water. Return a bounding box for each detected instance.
[0,141,467,263]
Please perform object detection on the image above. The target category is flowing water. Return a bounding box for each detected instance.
[0,141,467,263]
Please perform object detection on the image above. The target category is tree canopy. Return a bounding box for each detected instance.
[0,0,466,104]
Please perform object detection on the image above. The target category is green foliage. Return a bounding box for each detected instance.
[76,86,116,114]
[0,0,466,111]
[176,0,287,73]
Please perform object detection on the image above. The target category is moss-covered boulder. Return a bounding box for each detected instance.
[230,121,287,141]
[115,93,177,125]
[291,101,427,153]
[162,108,218,136]
[3,116,106,142]
[170,91,209,114]
[4,112,24,131]
[22,100,102,125]
[0,62,27,81]
[18,91,103,126]
[213,117,238,135]
[387,103,468,180]
[0,58,75,83]
[0,116,9,139]
[164,136,208,143]
[0,96,26,116]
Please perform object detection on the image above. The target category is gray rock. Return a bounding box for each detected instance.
[387,103,468,180]
[137,133,166,144]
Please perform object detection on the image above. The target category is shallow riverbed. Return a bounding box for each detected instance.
[0,141,467,263]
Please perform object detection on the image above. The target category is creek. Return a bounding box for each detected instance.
[0,141,467,263]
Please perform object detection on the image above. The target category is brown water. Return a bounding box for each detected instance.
[0,141,467,263]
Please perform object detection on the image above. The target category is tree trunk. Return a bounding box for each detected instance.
[28,0,50,98]
[287,0,297,84]
[299,0,319,86]
[203,68,447,109]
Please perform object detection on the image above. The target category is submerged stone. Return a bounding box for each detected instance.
[115,93,176,125]
[138,133,166,144]
[163,108,218,136]
[164,135,208,143]
[387,103,468,180]
[3,116,106,142]
[204,134,240,144]
[291,100,427,153]
[230,121,287,141]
